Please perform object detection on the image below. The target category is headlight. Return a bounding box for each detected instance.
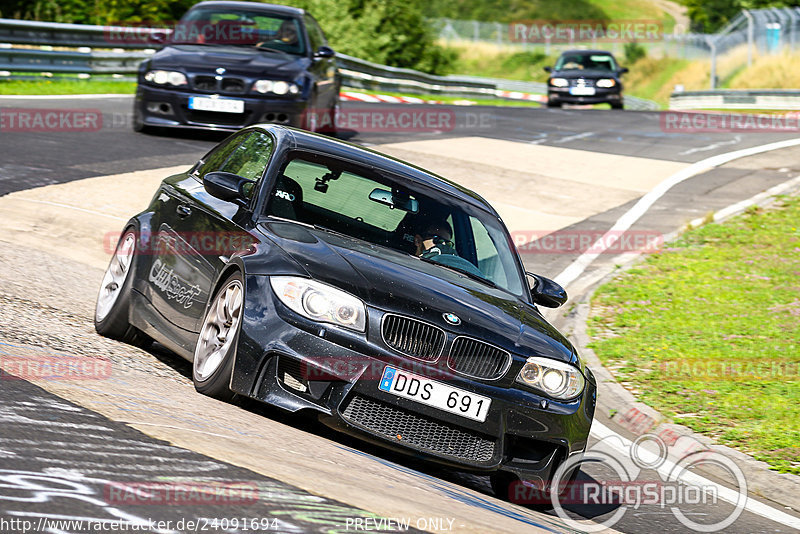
[516,356,585,400]
[596,78,616,88]
[270,277,366,332]
[144,70,187,86]
[253,79,299,95]
[549,77,569,88]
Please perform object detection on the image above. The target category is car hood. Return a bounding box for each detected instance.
[258,220,576,363]
[553,68,618,79]
[149,44,308,77]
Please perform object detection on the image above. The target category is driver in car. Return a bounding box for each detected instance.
[414,221,485,278]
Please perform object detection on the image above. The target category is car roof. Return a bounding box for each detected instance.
[189,1,305,17]
[559,49,615,56]
[252,125,498,216]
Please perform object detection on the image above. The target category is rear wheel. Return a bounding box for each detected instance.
[192,272,243,401]
[95,229,151,347]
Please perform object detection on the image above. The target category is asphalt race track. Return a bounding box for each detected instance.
[2,96,800,533]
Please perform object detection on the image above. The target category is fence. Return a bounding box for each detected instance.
[0,17,659,109]
[670,89,800,110]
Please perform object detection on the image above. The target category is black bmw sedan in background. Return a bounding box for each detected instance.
[133,1,339,133]
[545,49,628,109]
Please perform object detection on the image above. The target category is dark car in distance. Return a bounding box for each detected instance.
[95,125,596,499]
[133,1,339,133]
[545,50,627,109]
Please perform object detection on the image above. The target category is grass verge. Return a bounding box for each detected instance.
[588,196,800,475]
[0,78,136,95]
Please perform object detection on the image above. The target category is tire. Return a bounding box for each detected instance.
[132,104,154,134]
[610,102,624,110]
[95,229,151,348]
[546,100,562,108]
[192,271,244,401]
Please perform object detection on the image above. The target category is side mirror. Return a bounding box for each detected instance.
[315,46,335,59]
[543,66,552,73]
[527,272,567,308]
[619,67,629,74]
[203,171,250,207]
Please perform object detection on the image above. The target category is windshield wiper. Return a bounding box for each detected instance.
[252,43,294,56]
[418,256,498,289]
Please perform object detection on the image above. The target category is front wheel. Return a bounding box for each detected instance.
[610,102,624,110]
[95,229,151,347]
[192,272,244,401]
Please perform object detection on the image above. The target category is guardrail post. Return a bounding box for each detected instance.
[708,36,718,89]
[744,10,754,67]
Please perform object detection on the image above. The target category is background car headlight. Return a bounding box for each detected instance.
[270,276,366,332]
[144,70,187,86]
[253,79,299,95]
[596,78,616,88]
[549,77,569,88]
[516,356,585,400]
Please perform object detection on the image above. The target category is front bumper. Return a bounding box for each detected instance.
[231,275,596,484]
[134,84,309,131]
[548,86,623,105]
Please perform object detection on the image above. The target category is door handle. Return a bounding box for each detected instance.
[176,204,192,218]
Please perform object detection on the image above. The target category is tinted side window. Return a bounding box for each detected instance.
[304,15,327,51]
[219,131,274,182]
[195,132,249,179]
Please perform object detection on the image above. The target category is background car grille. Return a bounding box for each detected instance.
[193,75,246,94]
[342,395,496,463]
[381,315,445,362]
[569,78,596,87]
[447,337,511,380]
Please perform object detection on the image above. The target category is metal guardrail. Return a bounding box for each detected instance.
[670,89,800,110]
[0,18,660,109]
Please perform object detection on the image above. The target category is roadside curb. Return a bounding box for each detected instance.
[561,174,800,513]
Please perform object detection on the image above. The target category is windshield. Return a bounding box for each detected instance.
[264,153,526,296]
[555,53,617,71]
[172,8,305,55]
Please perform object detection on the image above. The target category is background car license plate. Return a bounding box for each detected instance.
[569,86,596,96]
[188,96,244,114]
[378,366,491,422]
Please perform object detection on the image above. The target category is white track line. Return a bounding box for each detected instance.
[591,421,800,529]
[554,137,800,289]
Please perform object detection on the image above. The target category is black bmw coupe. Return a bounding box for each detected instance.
[95,125,596,498]
[133,1,339,132]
